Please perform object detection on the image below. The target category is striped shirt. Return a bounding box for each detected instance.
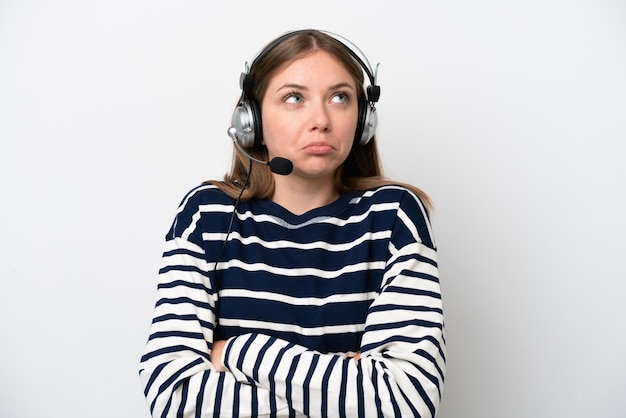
[139,183,446,417]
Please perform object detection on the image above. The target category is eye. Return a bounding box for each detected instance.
[331,91,351,104]
[283,91,303,104]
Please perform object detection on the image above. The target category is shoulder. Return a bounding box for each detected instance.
[174,182,237,218]
[359,184,436,249]
[180,182,233,204]
[165,183,235,240]
[359,184,429,214]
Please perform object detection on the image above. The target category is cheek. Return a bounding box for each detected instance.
[260,110,277,145]
[341,106,360,136]
[340,114,359,147]
[261,119,291,155]
[261,107,287,141]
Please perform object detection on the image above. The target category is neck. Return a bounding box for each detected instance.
[271,175,340,215]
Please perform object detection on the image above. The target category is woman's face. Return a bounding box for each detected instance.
[260,50,359,181]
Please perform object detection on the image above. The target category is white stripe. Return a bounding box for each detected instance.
[182,203,234,239]
[217,259,386,279]
[203,230,391,251]
[219,318,364,336]
[234,202,398,228]
[363,184,434,244]
[219,289,379,306]
[162,236,205,254]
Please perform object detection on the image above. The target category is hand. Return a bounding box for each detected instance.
[210,340,228,372]
[352,352,361,362]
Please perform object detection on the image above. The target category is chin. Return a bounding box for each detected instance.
[296,167,338,180]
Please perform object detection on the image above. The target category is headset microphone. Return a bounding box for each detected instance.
[227,127,293,175]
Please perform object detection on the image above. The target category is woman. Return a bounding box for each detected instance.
[139,29,446,417]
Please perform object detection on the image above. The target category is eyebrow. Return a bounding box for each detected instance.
[275,82,355,92]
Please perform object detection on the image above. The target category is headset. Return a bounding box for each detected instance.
[230,29,381,150]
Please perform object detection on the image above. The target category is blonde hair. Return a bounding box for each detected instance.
[208,30,432,211]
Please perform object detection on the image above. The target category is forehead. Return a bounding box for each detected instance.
[268,50,356,87]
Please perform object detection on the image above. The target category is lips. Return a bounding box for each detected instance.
[303,142,334,154]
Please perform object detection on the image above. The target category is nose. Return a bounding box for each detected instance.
[309,100,331,132]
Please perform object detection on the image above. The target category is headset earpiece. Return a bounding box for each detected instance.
[231,98,263,148]
[356,99,378,146]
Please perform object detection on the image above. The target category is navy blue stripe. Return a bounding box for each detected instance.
[162,395,172,418]
[392,251,438,269]
[415,346,446,374]
[159,279,212,292]
[232,381,241,417]
[356,361,365,417]
[176,379,188,417]
[162,247,206,258]
[365,319,443,333]
[368,303,443,316]
[403,269,440,283]
[384,285,441,300]
[149,330,205,341]
[414,349,445,394]
[152,357,203,414]
[302,353,320,416]
[338,359,349,417]
[155,296,213,311]
[267,342,294,414]
[219,297,373,327]
[237,334,258,384]
[407,372,436,417]
[321,355,339,418]
[284,353,299,413]
[370,363,383,417]
[399,382,421,418]
[250,383,259,417]
[141,345,210,363]
[152,313,214,330]
[237,334,257,369]
[218,327,362,354]
[412,361,442,399]
[253,337,275,382]
[217,269,383,298]
[362,334,442,353]
[380,363,402,417]
[144,361,166,398]
[221,240,390,270]
[158,264,211,277]
[210,371,224,418]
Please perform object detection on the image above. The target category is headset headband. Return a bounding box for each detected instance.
[240,29,380,103]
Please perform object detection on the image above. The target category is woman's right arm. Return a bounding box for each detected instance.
[139,236,291,417]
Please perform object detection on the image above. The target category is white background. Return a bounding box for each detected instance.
[1,1,624,417]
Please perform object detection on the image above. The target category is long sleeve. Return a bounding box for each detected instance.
[139,185,297,417]
[220,190,446,417]
[139,236,295,417]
